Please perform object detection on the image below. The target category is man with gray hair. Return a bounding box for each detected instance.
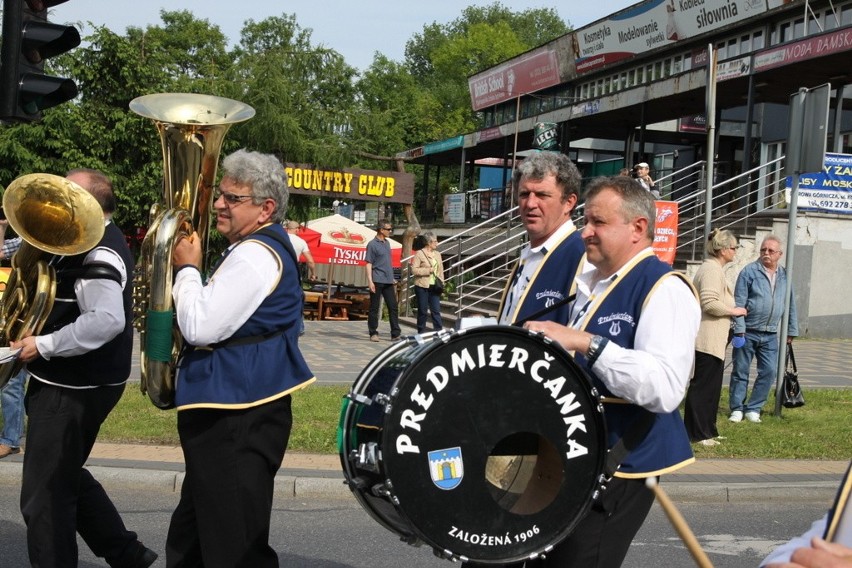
[168,149,315,565]
[497,151,585,325]
[729,234,798,423]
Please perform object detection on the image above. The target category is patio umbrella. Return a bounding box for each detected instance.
[298,214,401,297]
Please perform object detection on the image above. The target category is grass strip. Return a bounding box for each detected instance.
[14,384,845,459]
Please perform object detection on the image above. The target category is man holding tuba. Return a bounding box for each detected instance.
[11,169,158,567]
[165,149,315,566]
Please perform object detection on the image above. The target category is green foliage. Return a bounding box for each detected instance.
[231,14,358,168]
[0,4,570,232]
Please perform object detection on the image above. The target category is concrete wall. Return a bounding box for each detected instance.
[685,212,852,339]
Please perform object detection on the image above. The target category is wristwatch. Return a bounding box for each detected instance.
[586,335,609,366]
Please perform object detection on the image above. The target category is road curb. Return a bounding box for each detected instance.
[0,461,353,500]
[664,481,837,504]
[0,461,839,504]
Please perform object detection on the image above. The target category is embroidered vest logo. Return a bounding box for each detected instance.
[536,289,564,308]
[595,312,635,337]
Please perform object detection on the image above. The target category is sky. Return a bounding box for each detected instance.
[51,1,631,72]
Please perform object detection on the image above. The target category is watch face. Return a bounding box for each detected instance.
[590,336,600,352]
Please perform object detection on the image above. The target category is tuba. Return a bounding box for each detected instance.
[0,174,106,388]
[129,93,255,409]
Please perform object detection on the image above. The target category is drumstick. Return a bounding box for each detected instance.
[645,477,713,568]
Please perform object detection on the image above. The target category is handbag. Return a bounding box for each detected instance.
[429,278,444,294]
[780,344,805,408]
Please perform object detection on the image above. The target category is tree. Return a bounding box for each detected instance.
[388,3,569,215]
[230,15,357,165]
[403,2,569,135]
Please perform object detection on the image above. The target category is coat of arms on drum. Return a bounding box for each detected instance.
[428,447,464,490]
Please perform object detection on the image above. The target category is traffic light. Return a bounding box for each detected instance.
[0,0,80,122]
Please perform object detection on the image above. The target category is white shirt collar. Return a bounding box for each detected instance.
[522,218,576,260]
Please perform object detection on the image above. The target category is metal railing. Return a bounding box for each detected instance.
[400,206,525,319]
[670,156,786,264]
[401,155,788,322]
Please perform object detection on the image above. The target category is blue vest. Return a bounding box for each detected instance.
[499,228,585,325]
[176,225,315,409]
[27,223,134,387]
[576,253,694,477]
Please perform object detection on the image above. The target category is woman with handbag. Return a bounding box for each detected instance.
[684,229,748,446]
[411,231,444,333]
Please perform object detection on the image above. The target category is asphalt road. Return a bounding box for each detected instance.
[0,480,829,567]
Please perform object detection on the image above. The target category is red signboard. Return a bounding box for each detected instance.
[754,28,852,72]
[468,50,561,111]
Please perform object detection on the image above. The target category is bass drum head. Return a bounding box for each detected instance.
[373,326,606,564]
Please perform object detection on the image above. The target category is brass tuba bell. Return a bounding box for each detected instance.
[0,173,106,388]
[129,93,255,409]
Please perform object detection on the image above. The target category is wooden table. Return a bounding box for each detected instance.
[341,293,370,320]
[322,298,352,321]
[303,291,324,321]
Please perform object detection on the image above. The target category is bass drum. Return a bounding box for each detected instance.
[339,325,606,564]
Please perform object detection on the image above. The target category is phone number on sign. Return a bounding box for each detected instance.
[811,200,852,209]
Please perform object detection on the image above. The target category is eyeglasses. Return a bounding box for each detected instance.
[213,188,254,205]
[760,248,780,254]
[381,227,393,231]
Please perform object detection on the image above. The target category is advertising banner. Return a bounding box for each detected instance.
[574,0,766,75]
[653,200,679,264]
[786,153,852,215]
[468,50,561,111]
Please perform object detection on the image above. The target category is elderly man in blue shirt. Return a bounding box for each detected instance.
[729,235,798,423]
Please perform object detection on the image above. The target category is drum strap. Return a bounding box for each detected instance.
[512,293,576,327]
[604,408,656,478]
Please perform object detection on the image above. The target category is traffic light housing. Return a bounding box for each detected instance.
[0,0,80,122]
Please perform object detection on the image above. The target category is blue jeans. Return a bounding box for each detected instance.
[414,285,443,333]
[0,369,26,448]
[729,331,779,414]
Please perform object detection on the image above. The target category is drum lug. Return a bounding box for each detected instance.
[433,548,468,563]
[375,391,393,406]
[372,480,400,506]
[346,393,372,405]
[375,389,399,415]
[353,442,381,472]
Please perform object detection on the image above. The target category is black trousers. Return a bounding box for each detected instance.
[166,395,293,568]
[683,351,725,442]
[523,476,656,568]
[21,380,139,568]
[368,282,401,338]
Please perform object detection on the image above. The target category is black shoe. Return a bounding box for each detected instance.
[130,545,158,568]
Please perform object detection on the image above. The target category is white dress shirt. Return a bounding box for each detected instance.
[36,221,127,362]
[571,248,700,413]
[173,239,282,346]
